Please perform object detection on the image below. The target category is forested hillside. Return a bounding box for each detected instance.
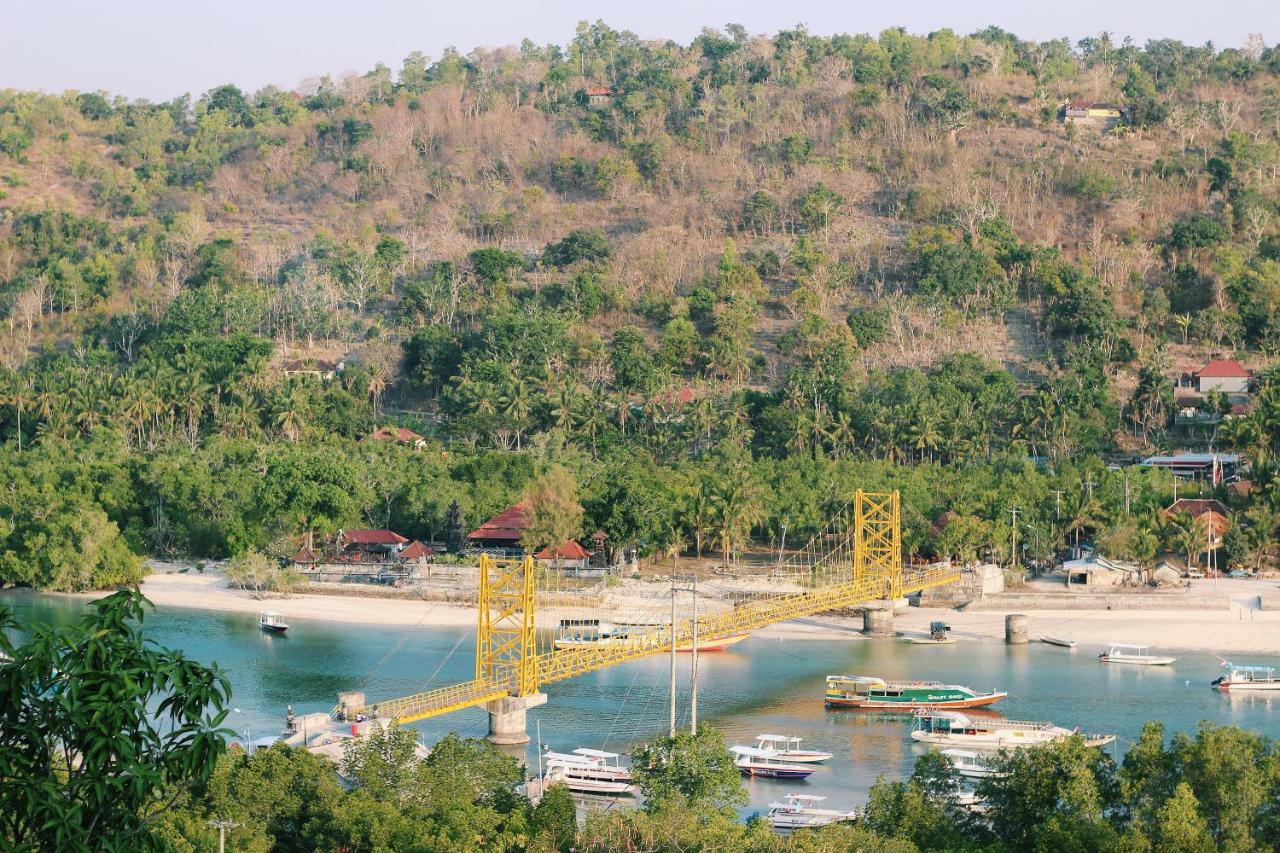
[3,23,1280,589]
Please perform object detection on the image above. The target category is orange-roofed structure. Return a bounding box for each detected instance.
[535,539,592,570]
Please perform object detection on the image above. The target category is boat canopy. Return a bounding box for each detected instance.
[1223,662,1276,675]
[756,734,802,744]
[731,745,781,758]
[826,674,886,687]
[543,751,595,764]
[1105,643,1149,652]
[781,794,826,802]
[573,747,621,759]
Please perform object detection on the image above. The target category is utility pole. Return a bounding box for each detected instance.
[669,575,677,737]
[669,574,698,737]
[209,819,239,853]
[1009,507,1020,571]
[1124,471,1131,517]
[690,575,699,736]
[1053,490,1064,522]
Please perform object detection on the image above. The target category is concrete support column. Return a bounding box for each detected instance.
[485,693,548,744]
[862,607,895,637]
[1005,614,1028,644]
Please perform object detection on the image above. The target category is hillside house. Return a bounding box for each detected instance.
[1140,453,1241,484]
[467,501,531,551]
[283,358,343,380]
[585,86,614,108]
[1062,100,1126,130]
[369,425,427,450]
[1195,359,1251,394]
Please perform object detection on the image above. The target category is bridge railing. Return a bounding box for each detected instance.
[355,678,510,724]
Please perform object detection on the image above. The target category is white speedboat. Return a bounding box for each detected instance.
[911,710,1115,750]
[1212,663,1280,692]
[941,748,1006,779]
[1098,643,1176,666]
[731,746,815,779]
[753,734,833,763]
[259,611,289,634]
[542,750,636,795]
[766,793,857,829]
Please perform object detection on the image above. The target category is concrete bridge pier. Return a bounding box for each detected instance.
[485,693,548,744]
[1005,614,1029,644]
[862,605,895,637]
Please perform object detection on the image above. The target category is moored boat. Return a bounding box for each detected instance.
[941,748,1007,779]
[911,710,1115,750]
[731,746,815,779]
[259,611,289,634]
[766,794,857,829]
[1098,643,1176,666]
[675,632,750,652]
[1212,662,1280,692]
[825,675,1006,710]
[542,749,636,795]
[753,734,833,763]
[1040,636,1076,648]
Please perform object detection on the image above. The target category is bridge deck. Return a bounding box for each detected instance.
[352,564,958,723]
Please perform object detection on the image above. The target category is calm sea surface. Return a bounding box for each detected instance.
[5,590,1278,816]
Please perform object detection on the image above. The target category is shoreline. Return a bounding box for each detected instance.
[33,566,1280,656]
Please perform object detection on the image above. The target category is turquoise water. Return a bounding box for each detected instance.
[4,590,1278,816]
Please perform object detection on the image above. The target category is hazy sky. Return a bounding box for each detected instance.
[2,1,1276,100]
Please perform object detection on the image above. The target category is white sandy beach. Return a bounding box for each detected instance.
[60,566,1280,656]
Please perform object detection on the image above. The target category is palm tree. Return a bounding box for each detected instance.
[367,372,388,416]
[712,466,765,568]
[273,390,306,442]
[1160,510,1202,572]
[1,372,34,451]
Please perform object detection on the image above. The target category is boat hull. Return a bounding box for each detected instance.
[826,692,1006,710]
[1040,637,1076,648]
[770,811,856,829]
[1214,680,1280,692]
[905,637,958,645]
[675,633,750,652]
[260,625,288,634]
[739,765,814,779]
[1099,655,1176,666]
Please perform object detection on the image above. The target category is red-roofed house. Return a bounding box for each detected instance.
[369,426,427,450]
[1196,360,1251,394]
[585,86,614,108]
[535,539,592,570]
[467,501,531,550]
[292,546,319,567]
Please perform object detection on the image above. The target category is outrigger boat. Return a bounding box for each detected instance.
[1099,643,1177,666]
[541,749,636,795]
[1212,662,1280,692]
[752,734,833,763]
[825,675,1006,710]
[766,794,857,829]
[731,746,815,779]
[259,611,289,634]
[941,748,1007,779]
[911,710,1115,750]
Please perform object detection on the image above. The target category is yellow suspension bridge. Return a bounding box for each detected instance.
[334,490,959,742]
